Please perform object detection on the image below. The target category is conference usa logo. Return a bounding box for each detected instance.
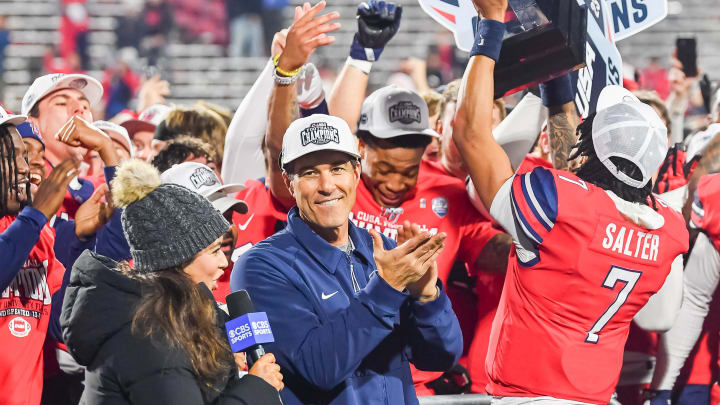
[432,197,448,218]
[388,101,421,125]
[189,167,217,190]
[301,122,340,146]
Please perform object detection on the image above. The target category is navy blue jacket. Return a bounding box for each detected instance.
[231,207,462,405]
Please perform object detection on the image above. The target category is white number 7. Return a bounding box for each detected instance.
[586,266,641,344]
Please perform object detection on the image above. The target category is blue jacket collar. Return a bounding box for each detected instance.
[286,207,374,274]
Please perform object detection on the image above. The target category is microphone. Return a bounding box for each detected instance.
[225,290,275,367]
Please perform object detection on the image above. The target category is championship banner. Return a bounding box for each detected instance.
[608,0,667,41]
[418,0,624,116]
[573,0,623,118]
[417,0,478,52]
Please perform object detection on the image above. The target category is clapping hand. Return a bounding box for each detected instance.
[370,224,445,302]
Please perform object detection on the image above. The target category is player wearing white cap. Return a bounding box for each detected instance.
[452,0,688,403]
[22,73,105,166]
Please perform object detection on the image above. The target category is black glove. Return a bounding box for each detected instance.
[349,1,402,61]
[425,364,472,395]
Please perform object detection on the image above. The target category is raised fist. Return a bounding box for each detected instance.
[350,1,402,61]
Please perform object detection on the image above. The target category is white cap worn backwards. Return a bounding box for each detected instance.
[592,85,668,189]
[161,161,248,215]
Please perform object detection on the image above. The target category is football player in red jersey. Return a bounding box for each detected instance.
[351,84,512,394]
[646,173,720,404]
[453,0,689,403]
[0,107,81,405]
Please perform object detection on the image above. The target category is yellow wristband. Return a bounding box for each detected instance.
[273,54,302,78]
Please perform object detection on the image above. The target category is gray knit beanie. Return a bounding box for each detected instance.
[111,159,230,272]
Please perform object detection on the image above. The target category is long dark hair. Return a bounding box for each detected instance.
[119,262,233,389]
[0,125,20,215]
[569,114,656,208]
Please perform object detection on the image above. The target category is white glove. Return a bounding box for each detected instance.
[296,63,325,110]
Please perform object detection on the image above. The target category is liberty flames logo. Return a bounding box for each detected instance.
[301,122,340,146]
[389,101,421,125]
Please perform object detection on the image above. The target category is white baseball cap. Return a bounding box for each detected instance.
[93,120,135,157]
[358,85,440,139]
[120,104,172,136]
[686,123,720,162]
[280,114,360,169]
[160,161,248,215]
[0,106,26,127]
[22,73,103,116]
[592,85,668,188]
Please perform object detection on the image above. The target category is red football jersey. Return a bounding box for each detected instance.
[691,174,720,252]
[352,171,501,393]
[0,216,64,405]
[516,153,552,174]
[226,179,290,302]
[687,174,720,385]
[352,174,499,283]
[486,167,688,403]
[466,153,551,393]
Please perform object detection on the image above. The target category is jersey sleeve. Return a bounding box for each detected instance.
[490,166,558,266]
[690,175,720,244]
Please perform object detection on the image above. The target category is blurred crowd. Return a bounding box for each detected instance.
[0,1,720,405]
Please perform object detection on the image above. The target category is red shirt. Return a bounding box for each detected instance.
[691,174,720,252]
[686,174,720,385]
[0,217,64,405]
[487,167,688,403]
[352,171,501,393]
[467,153,551,392]
[226,179,289,302]
[516,153,552,174]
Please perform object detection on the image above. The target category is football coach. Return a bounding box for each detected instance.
[231,114,462,405]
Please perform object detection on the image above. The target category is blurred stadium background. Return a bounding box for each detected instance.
[0,0,718,119]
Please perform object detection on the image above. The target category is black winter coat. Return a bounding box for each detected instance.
[61,250,281,405]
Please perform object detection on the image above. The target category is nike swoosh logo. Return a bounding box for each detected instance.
[237,213,255,231]
[321,291,339,300]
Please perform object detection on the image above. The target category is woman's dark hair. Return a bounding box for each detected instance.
[356,130,432,150]
[0,125,21,215]
[569,113,656,208]
[118,262,233,389]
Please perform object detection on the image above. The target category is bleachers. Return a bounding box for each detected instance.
[1,0,718,114]
[618,0,720,79]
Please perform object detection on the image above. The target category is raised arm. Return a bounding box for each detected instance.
[453,0,513,211]
[328,1,401,131]
[539,75,580,171]
[265,2,340,208]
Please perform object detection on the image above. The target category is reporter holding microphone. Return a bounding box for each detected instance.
[60,159,282,404]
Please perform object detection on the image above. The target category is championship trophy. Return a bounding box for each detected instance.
[493,0,587,98]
